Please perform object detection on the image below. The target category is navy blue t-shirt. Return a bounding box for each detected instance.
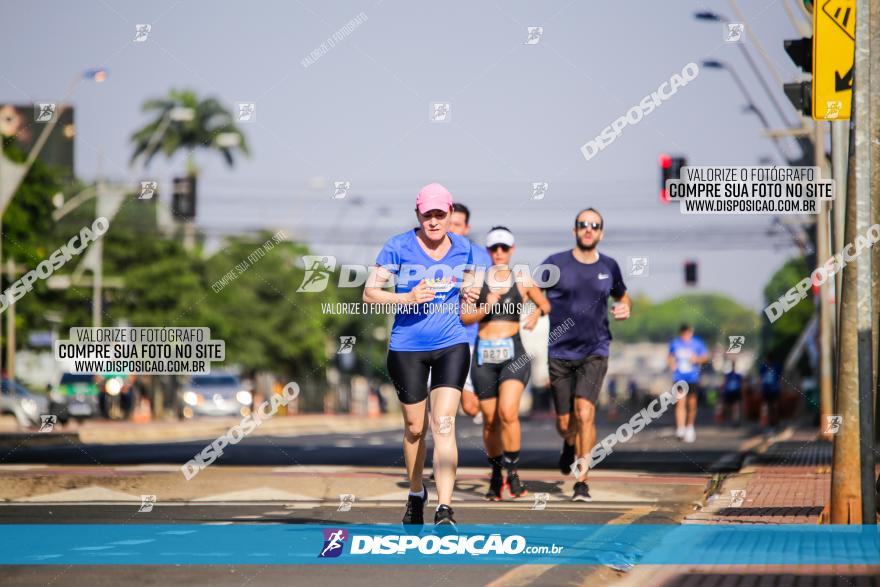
[541,251,626,360]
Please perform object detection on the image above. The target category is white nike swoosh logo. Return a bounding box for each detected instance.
[597,274,609,280]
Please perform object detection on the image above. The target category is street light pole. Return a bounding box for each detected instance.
[0,67,106,378]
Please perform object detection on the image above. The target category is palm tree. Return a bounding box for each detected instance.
[129,89,250,174]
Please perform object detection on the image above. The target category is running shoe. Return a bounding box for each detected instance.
[572,481,592,502]
[675,426,686,440]
[402,486,428,525]
[507,471,528,498]
[434,504,457,526]
[485,472,504,501]
[558,440,576,475]
[683,426,696,443]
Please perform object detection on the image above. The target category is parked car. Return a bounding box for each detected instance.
[1,378,50,427]
[177,373,252,419]
[50,373,100,423]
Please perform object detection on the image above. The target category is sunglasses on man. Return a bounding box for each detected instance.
[575,221,603,231]
[488,244,511,252]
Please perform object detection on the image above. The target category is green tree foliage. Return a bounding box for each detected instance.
[760,256,814,363]
[610,292,760,345]
[129,89,249,173]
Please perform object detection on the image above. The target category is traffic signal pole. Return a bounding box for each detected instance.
[815,122,835,440]
[830,0,876,523]
[871,0,880,449]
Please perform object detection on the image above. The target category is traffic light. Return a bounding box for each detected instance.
[684,260,697,286]
[783,37,812,116]
[659,154,686,203]
[172,175,197,220]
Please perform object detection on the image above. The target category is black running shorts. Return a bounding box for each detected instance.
[549,355,608,415]
[386,343,471,405]
[470,334,531,400]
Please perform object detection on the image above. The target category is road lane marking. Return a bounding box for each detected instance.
[484,505,657,587]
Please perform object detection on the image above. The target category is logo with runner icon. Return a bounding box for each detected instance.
[337,336,356,354]
[824,414,843,434]
[628,256,649,277]
[727,336,745,354]
[725,23,744,42]
[337,494,355,512]
[297,256,337,292]
[524,27,544,45]
[532,492,550,510]
[318,528,348,558]
[138,495,157,513]
[39,415,57,433]
[531,182,548,200]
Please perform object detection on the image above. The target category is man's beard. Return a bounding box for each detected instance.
[575,237,598,251]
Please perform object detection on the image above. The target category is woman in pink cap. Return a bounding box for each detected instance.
[364,182,480,528]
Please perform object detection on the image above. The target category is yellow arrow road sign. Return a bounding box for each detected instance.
[812,0,855,120]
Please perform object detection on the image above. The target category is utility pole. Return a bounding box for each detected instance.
[830,122,849,325]
[830,0,876,524]
[869,0,880,448]
[4,260,14,381]
[815,122,834,438]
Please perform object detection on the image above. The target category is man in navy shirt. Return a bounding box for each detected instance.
[541,208,631,502]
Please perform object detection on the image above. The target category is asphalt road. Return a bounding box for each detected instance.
[0,409,757,474]
[0,410,765,586]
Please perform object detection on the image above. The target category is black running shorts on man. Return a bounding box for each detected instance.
[540,251,626,414]
[549,355,608,414]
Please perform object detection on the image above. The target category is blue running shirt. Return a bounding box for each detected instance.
[375,229,474,352]
[669,336,708,383]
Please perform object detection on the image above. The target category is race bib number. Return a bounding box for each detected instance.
[676,350,693,373]
[477,337,514,366]
[424,278,456,294]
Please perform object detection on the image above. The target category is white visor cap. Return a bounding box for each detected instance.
[486,228,515,247]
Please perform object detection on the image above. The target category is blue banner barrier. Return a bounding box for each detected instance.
[0,524,878,565]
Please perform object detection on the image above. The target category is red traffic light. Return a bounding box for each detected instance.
[659,154,686,203]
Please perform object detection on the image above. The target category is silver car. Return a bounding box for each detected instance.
[178,374,253,419]
[1,379,50,428]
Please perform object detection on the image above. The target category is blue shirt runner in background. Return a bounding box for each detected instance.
[669,336,708,383]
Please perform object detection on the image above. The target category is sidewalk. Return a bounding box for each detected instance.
[609,427,880,586]
[0,413,402,445]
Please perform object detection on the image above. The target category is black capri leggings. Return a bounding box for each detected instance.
[387,343,471,405]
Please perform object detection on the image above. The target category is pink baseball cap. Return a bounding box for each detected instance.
[416,182,453,214]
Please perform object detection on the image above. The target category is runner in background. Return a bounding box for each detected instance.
[364,183,480,527]
[449,203,494,422]
[721,361,743,426]
[667,324,709,443]
[461,226,551,500]
[759,353,782,432]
